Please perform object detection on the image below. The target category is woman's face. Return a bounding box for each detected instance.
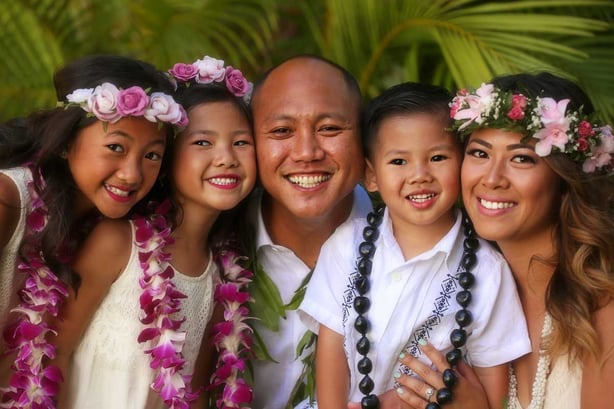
[461,128,561,246]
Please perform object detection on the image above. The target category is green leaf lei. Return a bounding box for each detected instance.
[249,252,317,408]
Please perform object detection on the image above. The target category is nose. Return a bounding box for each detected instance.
[117,156,143,185]
[408,161,433,184]
[290,127,325,162]
[214,144,239,167]
[481,158,508,189]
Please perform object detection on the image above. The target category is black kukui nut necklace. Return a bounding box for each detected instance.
[353,205,478,409]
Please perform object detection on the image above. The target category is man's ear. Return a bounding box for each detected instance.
[364,159,378,193]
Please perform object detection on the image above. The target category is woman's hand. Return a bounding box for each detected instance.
[395,342,489,409]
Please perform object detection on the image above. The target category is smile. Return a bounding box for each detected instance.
[209,177,239,186]
[105,184,131,198]
[287,174,331,188]
[479,198,515,209]
[407,193,436,203]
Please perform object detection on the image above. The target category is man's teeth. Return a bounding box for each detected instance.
[408,193,435,202]
[106,185,129,197]
[210,177,238,185]
[288,175,330,188]
[480,198,514,209]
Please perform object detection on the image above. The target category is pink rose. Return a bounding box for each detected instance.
[224,66,251,97]
[194,56,226,84]
[145,92,187,125]
[511,94,528,109]
[116,86,149,117]
[577,137,588,152]
[577,120,595,138]
[168,63,198,81]
[87,83,122,123]
[506,106,525,121]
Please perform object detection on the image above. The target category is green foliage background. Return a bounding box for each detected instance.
[1,0,613,122]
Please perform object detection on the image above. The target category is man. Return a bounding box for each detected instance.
[248,55,372,409]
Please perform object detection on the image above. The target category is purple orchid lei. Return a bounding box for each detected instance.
[210,249,254,409]
[1,171,68,409]
[133,201,199,409]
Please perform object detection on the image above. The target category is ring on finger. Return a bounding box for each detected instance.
[425,386,435,402]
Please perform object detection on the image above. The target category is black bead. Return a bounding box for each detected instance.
[436,387,453,404]
[357,258,372,276]
[354,296,370,314]
[458,272,475,289]
[357,356,373,374]
[461,253,477,271]
[374,205,385,217]
[354,276,370,295]
[356,336,371,355]
[359,375,375,394]
[361,394,379,409]
[363,226,379,243]
[442,368,458,388]
[425,404,441,409]
[455,309,473,327]
[367,212,383,227]
[445,348,462,366]
[456,290,472,307]
[463,237,479,251]
[354,315,369,334]
[359,242,376,258]
[450,328,467,348]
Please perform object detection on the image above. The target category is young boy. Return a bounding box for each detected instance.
[299,82,531,409]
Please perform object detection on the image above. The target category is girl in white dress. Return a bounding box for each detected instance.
[50,56,257,409]
[396,73,614,409]
[0,55,184,405]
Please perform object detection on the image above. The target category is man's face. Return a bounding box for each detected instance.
[252,58,364,220]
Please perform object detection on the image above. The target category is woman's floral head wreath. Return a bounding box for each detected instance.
[59,83,189,128]
[450,83,614,174]
[167,55,253,103]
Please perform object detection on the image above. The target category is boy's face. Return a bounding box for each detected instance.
[364,113,461,235]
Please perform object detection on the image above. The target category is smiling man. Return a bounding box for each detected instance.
[247,55,372,409]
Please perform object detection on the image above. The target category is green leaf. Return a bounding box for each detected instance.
[284,269,314,311]
[249,263,286,331]
[250,326,279,363]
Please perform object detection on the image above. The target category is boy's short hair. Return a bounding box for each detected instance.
[362,82,453,158]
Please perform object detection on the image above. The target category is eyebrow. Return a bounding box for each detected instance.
[468,138,533,151]
[108,130,166,147]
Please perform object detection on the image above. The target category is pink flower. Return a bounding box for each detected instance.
[145,92,187,125]
[577,120,595,138]
[506,106,525,121]
[218,378,253,407]
[194,56,226,84]
[536,97,570,125]
[452,83,495,129]
[169,63,199,81]
[533,122,571,156]
[583,125,614,172]
[224,66,251,97]
[87,82,122,123]
[577,137,589,152]
[511,94,528,109]
[117,86,149,116]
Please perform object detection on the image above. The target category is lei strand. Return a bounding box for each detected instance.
[133,202,198,409]
[1,170,68,408]
[210,249,254,409]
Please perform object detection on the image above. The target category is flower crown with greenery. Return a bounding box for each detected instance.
[59,82,189,127]
[450,83,614,174]
[167,55,253,103]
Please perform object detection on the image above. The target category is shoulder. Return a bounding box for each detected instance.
[71,219,133,284]
[594,298,614,361]
[0,173,21,249]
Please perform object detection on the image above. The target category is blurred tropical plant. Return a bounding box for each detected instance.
[0,0,278,121]
[284,0,614,122]
[1,0,613,122]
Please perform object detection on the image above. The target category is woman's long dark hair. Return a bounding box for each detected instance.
[0,54,176,288]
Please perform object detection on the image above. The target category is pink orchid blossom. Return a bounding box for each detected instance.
[535,97,570,125]
[533,121,571,156]
[452,83,495,129]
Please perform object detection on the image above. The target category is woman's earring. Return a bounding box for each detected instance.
[60,150,68,159]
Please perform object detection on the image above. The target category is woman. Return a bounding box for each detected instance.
[394,72,614,409]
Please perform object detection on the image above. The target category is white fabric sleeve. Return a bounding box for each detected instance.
[298,226,355,336]
[465,242,532,367]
